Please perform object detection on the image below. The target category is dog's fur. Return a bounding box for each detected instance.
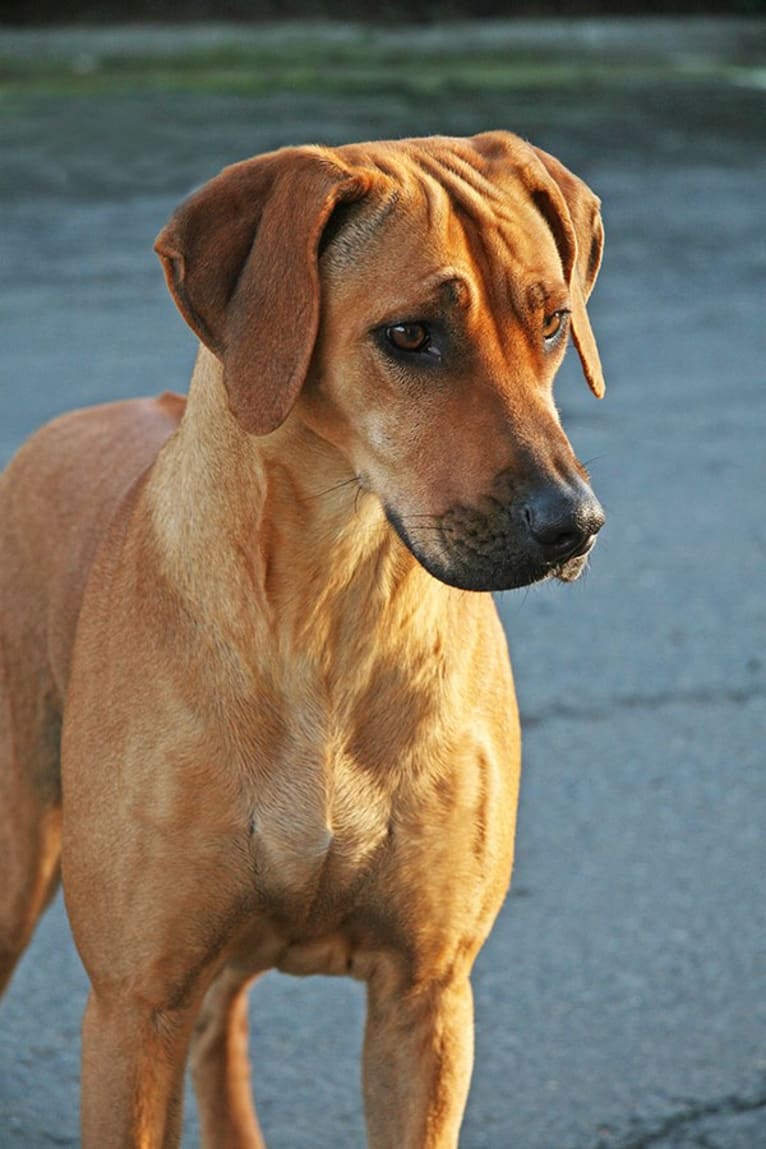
[0,132,605,1148]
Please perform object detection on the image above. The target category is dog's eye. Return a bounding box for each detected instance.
[385,323,431,353]
[542,309,569,342]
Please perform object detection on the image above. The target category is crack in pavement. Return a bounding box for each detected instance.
[579,1083,766,1149]
[521,682,766,730]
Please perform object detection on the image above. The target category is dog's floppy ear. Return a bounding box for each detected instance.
[528,146,606,399]
[155,149,370,434]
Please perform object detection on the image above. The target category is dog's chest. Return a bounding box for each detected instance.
[239,642,445,922]
[247,737,391,920]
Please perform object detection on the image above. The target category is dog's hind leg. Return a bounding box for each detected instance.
[0,642,62,997]
[190,964,266,1149]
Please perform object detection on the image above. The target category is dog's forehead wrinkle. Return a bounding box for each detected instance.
[408,150,550,264]
[323,149,541,320]
[408,146,504,218]
[327,143,517,277]
[459,207,566,332]
[449,216,520,336]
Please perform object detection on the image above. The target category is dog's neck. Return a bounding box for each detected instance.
[147,347,460,667]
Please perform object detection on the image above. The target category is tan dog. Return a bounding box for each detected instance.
[0,131,605,1148]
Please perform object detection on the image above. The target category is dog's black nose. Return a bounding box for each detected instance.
[523,484,605,564]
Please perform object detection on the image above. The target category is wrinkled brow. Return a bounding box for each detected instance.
[370,271,475,327]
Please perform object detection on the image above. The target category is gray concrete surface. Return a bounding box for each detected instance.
[1,18,765,1149]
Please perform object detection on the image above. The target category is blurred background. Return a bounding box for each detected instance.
[1,1,764,23]
[0,4,765,1148]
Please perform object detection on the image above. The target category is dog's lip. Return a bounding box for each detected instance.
[571,532,599,560]
[551,537,597,583]
[537,531,597,580]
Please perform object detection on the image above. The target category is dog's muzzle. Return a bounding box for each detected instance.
[386,480,605,593]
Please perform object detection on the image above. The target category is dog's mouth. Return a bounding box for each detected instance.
[549,543,595,584]
[385,504,599,593]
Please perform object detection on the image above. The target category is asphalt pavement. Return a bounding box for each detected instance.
[0,18,765,1149]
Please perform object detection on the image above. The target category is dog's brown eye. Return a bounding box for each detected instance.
[542,310,569,342]
[386,323,431,353]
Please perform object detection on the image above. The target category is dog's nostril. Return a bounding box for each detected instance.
[530,521,586,558]
[524,489,604,563]
[544,525,579,549]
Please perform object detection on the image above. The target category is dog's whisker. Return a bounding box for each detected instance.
[301,475,361,502]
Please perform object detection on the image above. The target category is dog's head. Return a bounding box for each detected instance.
[155,132,606,592]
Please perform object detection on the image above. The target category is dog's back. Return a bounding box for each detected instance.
[1,392,185,700]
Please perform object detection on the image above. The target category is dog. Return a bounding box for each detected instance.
[0,131,605,1148]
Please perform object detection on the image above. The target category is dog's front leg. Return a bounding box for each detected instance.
[363,969,474,1149]
[80,984,203,1149]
